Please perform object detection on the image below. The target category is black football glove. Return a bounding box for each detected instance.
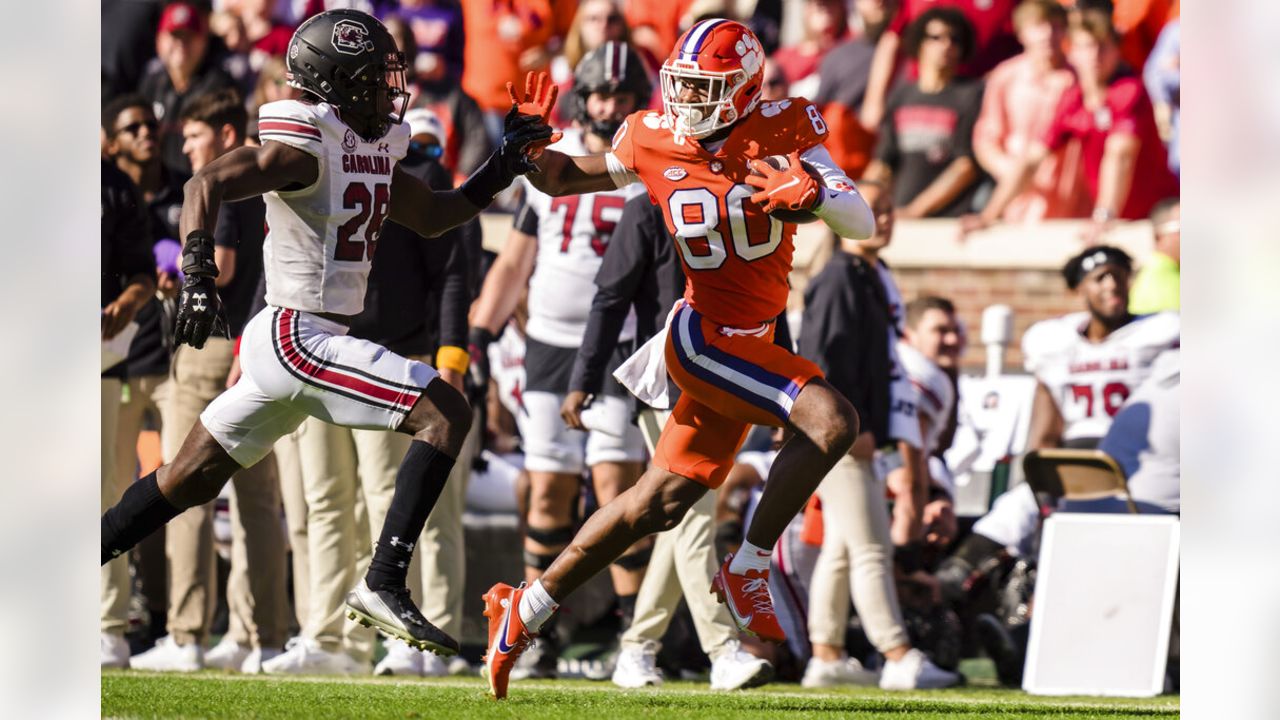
[458,112,555,208]
[173,231,229,350]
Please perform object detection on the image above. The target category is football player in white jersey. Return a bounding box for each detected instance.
[939,246,1180,599]
[101,9,557,658]
[467,42,653,677]
[896,296,964,547]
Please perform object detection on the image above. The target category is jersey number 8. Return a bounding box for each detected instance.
[668,184,783,270]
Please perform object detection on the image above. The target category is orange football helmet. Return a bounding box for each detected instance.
[659,19,765,139]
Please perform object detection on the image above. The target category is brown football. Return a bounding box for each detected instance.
[753,155,824,224]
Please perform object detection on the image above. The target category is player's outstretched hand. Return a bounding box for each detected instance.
[746,150,822,214]
[174,273,228,349]
[505,71,563,160]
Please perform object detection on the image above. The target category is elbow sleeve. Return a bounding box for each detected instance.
[814,187,876,239]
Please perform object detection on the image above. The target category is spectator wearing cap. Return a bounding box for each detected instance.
[1128,197,1179,314]
[773,0,851,98]
[382,12,492,186]
[964,9,1177,241]
[863,8,985,218]
[139,1,236,176]
[971,0,1088,224]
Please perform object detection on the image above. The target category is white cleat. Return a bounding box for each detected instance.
[101,632,131,669]
[261,637,369,676]
[612,641,663,688]
[710,640,773,691]
[801,656,879,688]
[374,638,424,676]
[241,647,281,674]
[128,635,204,673]
[879,648,962,690]
[205,637,251,672]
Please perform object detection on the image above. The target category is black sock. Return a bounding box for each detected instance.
[617,593,638,632]
[102,471,180,565]
[365,440,455,591]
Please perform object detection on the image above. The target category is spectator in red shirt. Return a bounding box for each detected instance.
[772,0,851,97]
[964,8,1177,239]
[861,0,1019,131]
[971,0,1088,222]
[863,8,985,218]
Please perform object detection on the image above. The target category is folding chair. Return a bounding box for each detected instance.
[1022,448,1138,514]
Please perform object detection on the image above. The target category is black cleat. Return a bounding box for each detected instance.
[345,580,460,656]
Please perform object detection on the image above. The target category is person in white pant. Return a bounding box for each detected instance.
[797,184,961,690]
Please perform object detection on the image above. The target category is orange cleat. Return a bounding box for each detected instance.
[711,553,786,644]
[482,582,535,699]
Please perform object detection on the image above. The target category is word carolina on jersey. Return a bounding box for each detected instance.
[341,153,393,175]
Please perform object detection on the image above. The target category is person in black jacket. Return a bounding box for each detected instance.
[797,181,961,689]
[561,194,776,691]
[101,159,158,670]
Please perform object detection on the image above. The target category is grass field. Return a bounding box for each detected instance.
[102,669,1180,719]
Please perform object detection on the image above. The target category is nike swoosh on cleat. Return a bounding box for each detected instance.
[496,611,516,654]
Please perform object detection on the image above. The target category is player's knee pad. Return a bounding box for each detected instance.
[612,545,653,572]
[525,524,575,549]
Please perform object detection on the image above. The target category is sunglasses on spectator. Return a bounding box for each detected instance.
[118,120,158,135]
[925,32,956,43]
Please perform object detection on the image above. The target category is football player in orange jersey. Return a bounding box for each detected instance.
[481,19,876,699]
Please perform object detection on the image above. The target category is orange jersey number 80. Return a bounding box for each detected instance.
[668,184,783,270]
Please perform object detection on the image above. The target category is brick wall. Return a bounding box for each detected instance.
[892,266,1081,371]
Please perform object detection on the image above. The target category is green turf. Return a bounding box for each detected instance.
[102,671,1179,720]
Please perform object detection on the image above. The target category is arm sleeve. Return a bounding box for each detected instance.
[569,198,654,393]
[437,231,469,350]
[802,143,875,239]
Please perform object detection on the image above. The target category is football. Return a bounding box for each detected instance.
[753,155,825,225]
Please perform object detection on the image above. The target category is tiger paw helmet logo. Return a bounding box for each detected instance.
[332,19,374,55]
[734,34,764,77]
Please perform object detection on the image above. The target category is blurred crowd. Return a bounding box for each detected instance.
[101,0,1180,689]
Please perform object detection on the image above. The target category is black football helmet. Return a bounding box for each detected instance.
[286,9,408,141]
[570,41,652,140]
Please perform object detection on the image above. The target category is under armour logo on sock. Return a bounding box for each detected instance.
[389,536,415,552]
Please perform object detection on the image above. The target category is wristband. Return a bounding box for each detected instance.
[436,345,470,374]
[181,230,219,278]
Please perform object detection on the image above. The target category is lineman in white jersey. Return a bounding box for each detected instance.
[940,247,1180,594]
[467,43,652,677]
[100,9,558,658]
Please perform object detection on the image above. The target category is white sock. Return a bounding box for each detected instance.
[517,580,559,633]
[729,540,773,574]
